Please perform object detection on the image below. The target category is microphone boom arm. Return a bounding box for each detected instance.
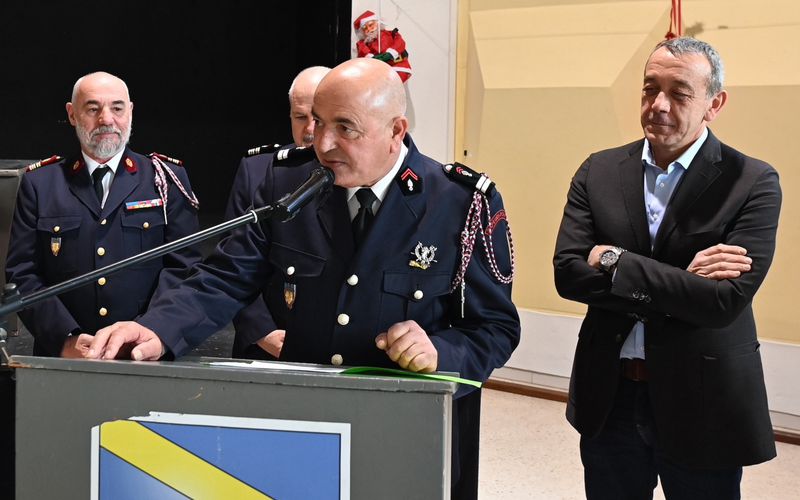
[0,166,334,319]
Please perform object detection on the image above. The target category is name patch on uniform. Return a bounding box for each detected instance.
[126,199,163,211]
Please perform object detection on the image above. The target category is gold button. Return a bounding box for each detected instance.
[100,219,107,225]
[331,354,343,366]
[97,247,105,256]
[97,277,107,286]
[142,222,150,229]
[337,313,350,326]
[287,266,296,276]
[53,226,61,233]
[347,274,359,286]
[413,290,424,300]
[99,307,108,317]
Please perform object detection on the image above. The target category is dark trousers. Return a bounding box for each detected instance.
[451,389,481,500]
[580,378,742,500]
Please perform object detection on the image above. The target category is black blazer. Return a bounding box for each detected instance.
[553,130,780,469]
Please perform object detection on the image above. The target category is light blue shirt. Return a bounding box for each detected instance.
[619,127,709,359]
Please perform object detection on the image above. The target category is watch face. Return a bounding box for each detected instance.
[600,250,617,267]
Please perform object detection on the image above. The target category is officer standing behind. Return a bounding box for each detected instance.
[226,66,330,360]
[87,58,520,499]
[5,71,201,358]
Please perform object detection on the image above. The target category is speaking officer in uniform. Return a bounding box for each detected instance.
[554,38,780,499]
[225,66,330,360]
[88,58,520,499]
[5,71,201,358]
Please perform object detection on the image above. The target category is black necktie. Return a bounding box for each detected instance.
[352,188,377,247]
[92,166,109,203]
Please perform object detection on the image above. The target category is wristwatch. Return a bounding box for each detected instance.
[599,246,626,273]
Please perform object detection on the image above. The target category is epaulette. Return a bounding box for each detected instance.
[148,152,183,166]
[246,143,281,157]
[25,155,62,173]
[442,162,496,197]
[274,146,317,167]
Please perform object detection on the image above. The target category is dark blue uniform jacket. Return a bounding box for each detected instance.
[5,148,201,356]
[141,137,520,388]
[223,145,289,358]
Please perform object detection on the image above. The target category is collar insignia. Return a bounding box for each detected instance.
[124,156,137,173]
[396,167,422,195]
[69,159,85,175]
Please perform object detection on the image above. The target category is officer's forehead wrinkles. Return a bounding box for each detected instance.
[83,99,127,106]
[312,108,361,127]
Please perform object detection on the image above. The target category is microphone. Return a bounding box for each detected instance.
[274,167,335,221]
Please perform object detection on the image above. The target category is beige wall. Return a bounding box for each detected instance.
[456,0,800,343]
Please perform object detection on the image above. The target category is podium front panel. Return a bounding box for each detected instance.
[13,356,454,499]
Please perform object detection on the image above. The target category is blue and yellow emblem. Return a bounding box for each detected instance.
[91,412,350,500]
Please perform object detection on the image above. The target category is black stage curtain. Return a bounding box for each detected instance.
[0,0,352,219]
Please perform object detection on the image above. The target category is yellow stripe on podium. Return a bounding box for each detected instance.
[100,420,272,499]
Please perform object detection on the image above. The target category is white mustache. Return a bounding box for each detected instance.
[91,126,121,139]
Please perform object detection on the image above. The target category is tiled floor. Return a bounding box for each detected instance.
[479,389,800,499]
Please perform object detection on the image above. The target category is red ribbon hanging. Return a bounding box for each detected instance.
[665,0,682,39]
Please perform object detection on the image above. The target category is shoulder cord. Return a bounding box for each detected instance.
[151,156,200,224]
[451,191,515,315]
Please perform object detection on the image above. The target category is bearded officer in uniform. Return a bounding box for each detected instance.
[88,58,520,499]
[5,71,200,357]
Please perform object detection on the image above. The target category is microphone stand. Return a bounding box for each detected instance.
[0,166,335,365]
[0,165,333,498]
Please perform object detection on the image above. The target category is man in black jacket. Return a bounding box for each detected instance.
[554,37,780,499]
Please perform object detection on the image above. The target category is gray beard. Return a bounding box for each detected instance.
[77,123,132,159]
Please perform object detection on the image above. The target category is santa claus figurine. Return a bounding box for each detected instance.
[354,10,412,83]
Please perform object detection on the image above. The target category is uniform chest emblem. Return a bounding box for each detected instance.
[51,237,62,257]
[284,282,297,310]
[409,242,437,270]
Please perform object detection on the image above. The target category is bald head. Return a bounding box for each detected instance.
[71,72,130,103]
[289,66,330,146]
[312,58,409,188]
[317,58,406,123]
[289,66,330,101]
